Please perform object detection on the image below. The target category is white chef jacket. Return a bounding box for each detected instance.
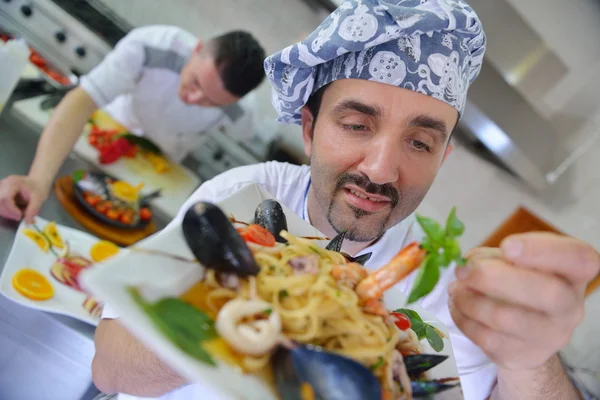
[102,161,497,400]
[79,25,247,163]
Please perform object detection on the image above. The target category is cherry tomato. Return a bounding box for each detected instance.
[139,208,152,221]
[241,224,276,247]
[85,194,100,207]
[120,210,135,225]
[390,312,411,330]
[106,209,119,220]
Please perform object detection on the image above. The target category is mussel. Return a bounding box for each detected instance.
[182,201,260,277]
[411,379,460,398]
[254,199,288,243]
[404,354,449,377]
[272,345,381,400]
[342,252,372,266]
[325,230,346,252]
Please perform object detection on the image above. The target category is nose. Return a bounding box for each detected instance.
[357,135,400,185]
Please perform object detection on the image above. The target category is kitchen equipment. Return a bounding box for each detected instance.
[54,175,157,247]
[0,0,131,106]
[0,38,29,114]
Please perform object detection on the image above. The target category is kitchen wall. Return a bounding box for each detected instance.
[97,0,600,250]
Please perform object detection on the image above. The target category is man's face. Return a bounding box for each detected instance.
[302,79,458,243]
[178,42,240,107]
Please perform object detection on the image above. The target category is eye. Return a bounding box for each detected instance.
[342,124,369,132]
[410,140,432,153]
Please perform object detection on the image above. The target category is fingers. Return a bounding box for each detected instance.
[464,246,503,260]
[0,177,24,221]
[458,257,579,314]
[449,291,515,361]
[450,282,551,340]
[23,191,43,224]
[501,233,600,285]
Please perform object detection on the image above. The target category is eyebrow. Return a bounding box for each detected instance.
[332,100,382,118]
[408,115,449,142]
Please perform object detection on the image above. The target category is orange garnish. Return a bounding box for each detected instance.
[90,240,120,262]
[12,269,54,301]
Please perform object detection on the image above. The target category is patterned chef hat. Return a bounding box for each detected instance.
[264,0,486,125]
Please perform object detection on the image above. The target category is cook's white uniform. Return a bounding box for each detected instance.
[101,161,497,400]
[79,25,247,163]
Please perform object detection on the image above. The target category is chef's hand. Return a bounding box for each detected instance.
[449,233,599,371]
[0,175,49,224]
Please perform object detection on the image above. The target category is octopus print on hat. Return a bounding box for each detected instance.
[264,0,487,125]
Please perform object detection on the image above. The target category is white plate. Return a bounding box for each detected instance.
[0,217,104,326]
[81,183,463,399]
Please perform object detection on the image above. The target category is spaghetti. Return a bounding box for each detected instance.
[182,229,422,398]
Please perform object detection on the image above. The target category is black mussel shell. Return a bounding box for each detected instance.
[347,252,372,266]
[182,201,260,277]
[412,379,460,398]
[254,199,288,243]
[325,230,346,252]
[272,345,381,400]
[404,354,449,377]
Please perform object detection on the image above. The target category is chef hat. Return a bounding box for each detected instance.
[264,0,486,125]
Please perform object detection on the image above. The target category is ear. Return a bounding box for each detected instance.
[194,40,203,53]
[300,107,315,158]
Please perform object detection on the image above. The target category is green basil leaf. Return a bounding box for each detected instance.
[416,214,445,244]
[420,236,437,254]
[442,238,462,267]
[406,254,441,304]
[128,288,216,366]
[153,298,216,342]
[279,289,289,299]
[394,308,426,340]
[119,133,163,154]
[425,325,444,352]
[445,207,465,238]
[72,170,85,183]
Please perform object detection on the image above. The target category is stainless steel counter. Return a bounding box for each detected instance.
[0,109,171,399]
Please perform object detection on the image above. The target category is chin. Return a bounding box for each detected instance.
[328,205,388,243]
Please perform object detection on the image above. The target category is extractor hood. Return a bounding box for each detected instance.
[316,0,600,193]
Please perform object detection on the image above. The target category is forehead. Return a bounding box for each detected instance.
[321,79,458,126]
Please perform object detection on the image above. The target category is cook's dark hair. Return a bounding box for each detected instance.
[211,31,266,98]
[305,83,331,138]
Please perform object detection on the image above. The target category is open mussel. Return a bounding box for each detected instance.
[272,345,381,400]
[411,379,460,398]
[254,199,288,243]
[404,354,449,377]
[342,252,372,266]
[182,201,260,277]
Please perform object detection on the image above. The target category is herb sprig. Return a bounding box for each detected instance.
[395,308,444,352]
[407,207,466,305]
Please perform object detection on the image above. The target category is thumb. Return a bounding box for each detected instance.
[22,189,43,224]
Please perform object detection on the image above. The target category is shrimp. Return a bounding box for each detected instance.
[355,242,426,301]
[331,262,368,288]
[362,298,387,316]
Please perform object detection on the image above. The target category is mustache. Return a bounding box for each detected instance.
[334,174,400,208]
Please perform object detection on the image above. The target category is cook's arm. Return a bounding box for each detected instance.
[30,28,146,190]
[92,319,188,397]
[489,355,584,400]
[28,87,98,190]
